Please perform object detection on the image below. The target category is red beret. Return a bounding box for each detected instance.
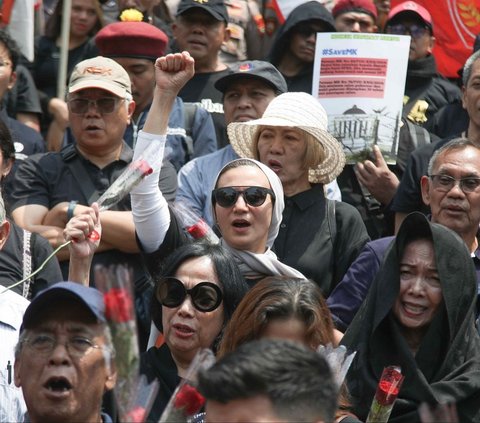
[95,21,168,60]
[332,0,378,19]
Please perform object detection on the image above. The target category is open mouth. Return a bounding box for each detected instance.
[44,377,72,392]
[268,160,282,172]
[403,303,426,315]
[173,324,194,335]
[232,219,250,228]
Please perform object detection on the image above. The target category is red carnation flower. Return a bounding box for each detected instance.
[173,384,205,416]
[104,288,134,323]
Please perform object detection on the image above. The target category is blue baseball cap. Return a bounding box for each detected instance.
[21,282,106,330]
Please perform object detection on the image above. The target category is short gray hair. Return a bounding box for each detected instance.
[427,138,479,175]
[463,50,480,87]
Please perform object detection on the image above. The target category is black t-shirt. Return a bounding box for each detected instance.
[0,220,62,298]
[178,68,231,149]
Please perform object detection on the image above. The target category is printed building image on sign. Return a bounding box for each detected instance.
[312,33,410,164]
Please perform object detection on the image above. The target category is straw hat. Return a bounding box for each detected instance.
[228,92,346,184]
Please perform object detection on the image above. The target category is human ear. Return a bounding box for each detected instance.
[0,220,10,250]
[13,358,22,388]
[420,175,431,207]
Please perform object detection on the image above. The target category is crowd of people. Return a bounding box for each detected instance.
[0,0,479,422]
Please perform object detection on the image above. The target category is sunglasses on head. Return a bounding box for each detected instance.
[156,277,223,312]
[212,186,275,208]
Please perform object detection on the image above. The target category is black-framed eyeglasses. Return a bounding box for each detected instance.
[68,97,125,115]
[386,23,429,39]
[23,333,102,358]
[157,277,223,312]
[429,174,480,193]
[212,186,275,208]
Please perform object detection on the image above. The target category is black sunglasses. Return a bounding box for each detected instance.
[212,186,275,208]
[295,25,319,38]
[157,277,223,312]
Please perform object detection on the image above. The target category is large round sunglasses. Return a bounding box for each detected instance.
[212,186,275,208]
[156,277,223,312]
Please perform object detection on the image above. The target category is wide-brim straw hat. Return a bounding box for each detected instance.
[227,92,346,184]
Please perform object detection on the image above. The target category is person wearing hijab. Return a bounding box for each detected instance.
[130,51,305,284]
[342,212,480,422]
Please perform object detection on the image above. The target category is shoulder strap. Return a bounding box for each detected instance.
[405,119,430,150]
[182,102,197,162]
[61,145,101,204]
[326,199,337,249]
[22,229,32,299]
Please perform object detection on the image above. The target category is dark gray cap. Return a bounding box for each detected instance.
[215,60,288,94]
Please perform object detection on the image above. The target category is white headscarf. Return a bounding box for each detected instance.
[212,158,305,279]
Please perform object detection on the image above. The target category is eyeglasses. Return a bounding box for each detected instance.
[0,58,11,68]
[23,333,102,358]
[212,186,275,208]
[68,97,125,115]
[294,25,320,38]
[429,174,480,193]
[386,24,430,39]
[157,277,223,312]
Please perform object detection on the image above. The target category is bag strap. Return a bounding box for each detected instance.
[326,199,337,250]
[182,102,197,163]
[22,229,32,299]
[405,119,430,150]
[61,145,101,204]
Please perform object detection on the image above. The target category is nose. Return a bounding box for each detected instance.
[268,135,284,154]
[177,296,195,316]
[48,341,72,365]
[84,100,101,117]
[446,181,466,198]
[236,94,251,109]
[351,21,361,32]
[232,192,249,211]
[306,32,316,43]
[408,277,425,296]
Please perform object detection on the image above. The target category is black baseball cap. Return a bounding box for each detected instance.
[215,61,288,94]
[21,282,106,331]
[176,0,228,23]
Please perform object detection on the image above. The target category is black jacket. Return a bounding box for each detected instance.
[268,1,335,93]
[403,55,461,126]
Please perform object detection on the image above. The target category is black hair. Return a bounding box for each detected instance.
[0,118,15,163]
[0,30,19,70]
[198,338,338,423]
[151,242,248,346]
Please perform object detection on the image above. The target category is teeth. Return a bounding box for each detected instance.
[404,304,425,314]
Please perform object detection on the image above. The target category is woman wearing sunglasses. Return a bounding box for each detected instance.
[227,91,369,296]
[141,242,248,422]
[133,52,305,286]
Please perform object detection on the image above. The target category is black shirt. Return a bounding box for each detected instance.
[273,184,369,296]
[178,69,231,149]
